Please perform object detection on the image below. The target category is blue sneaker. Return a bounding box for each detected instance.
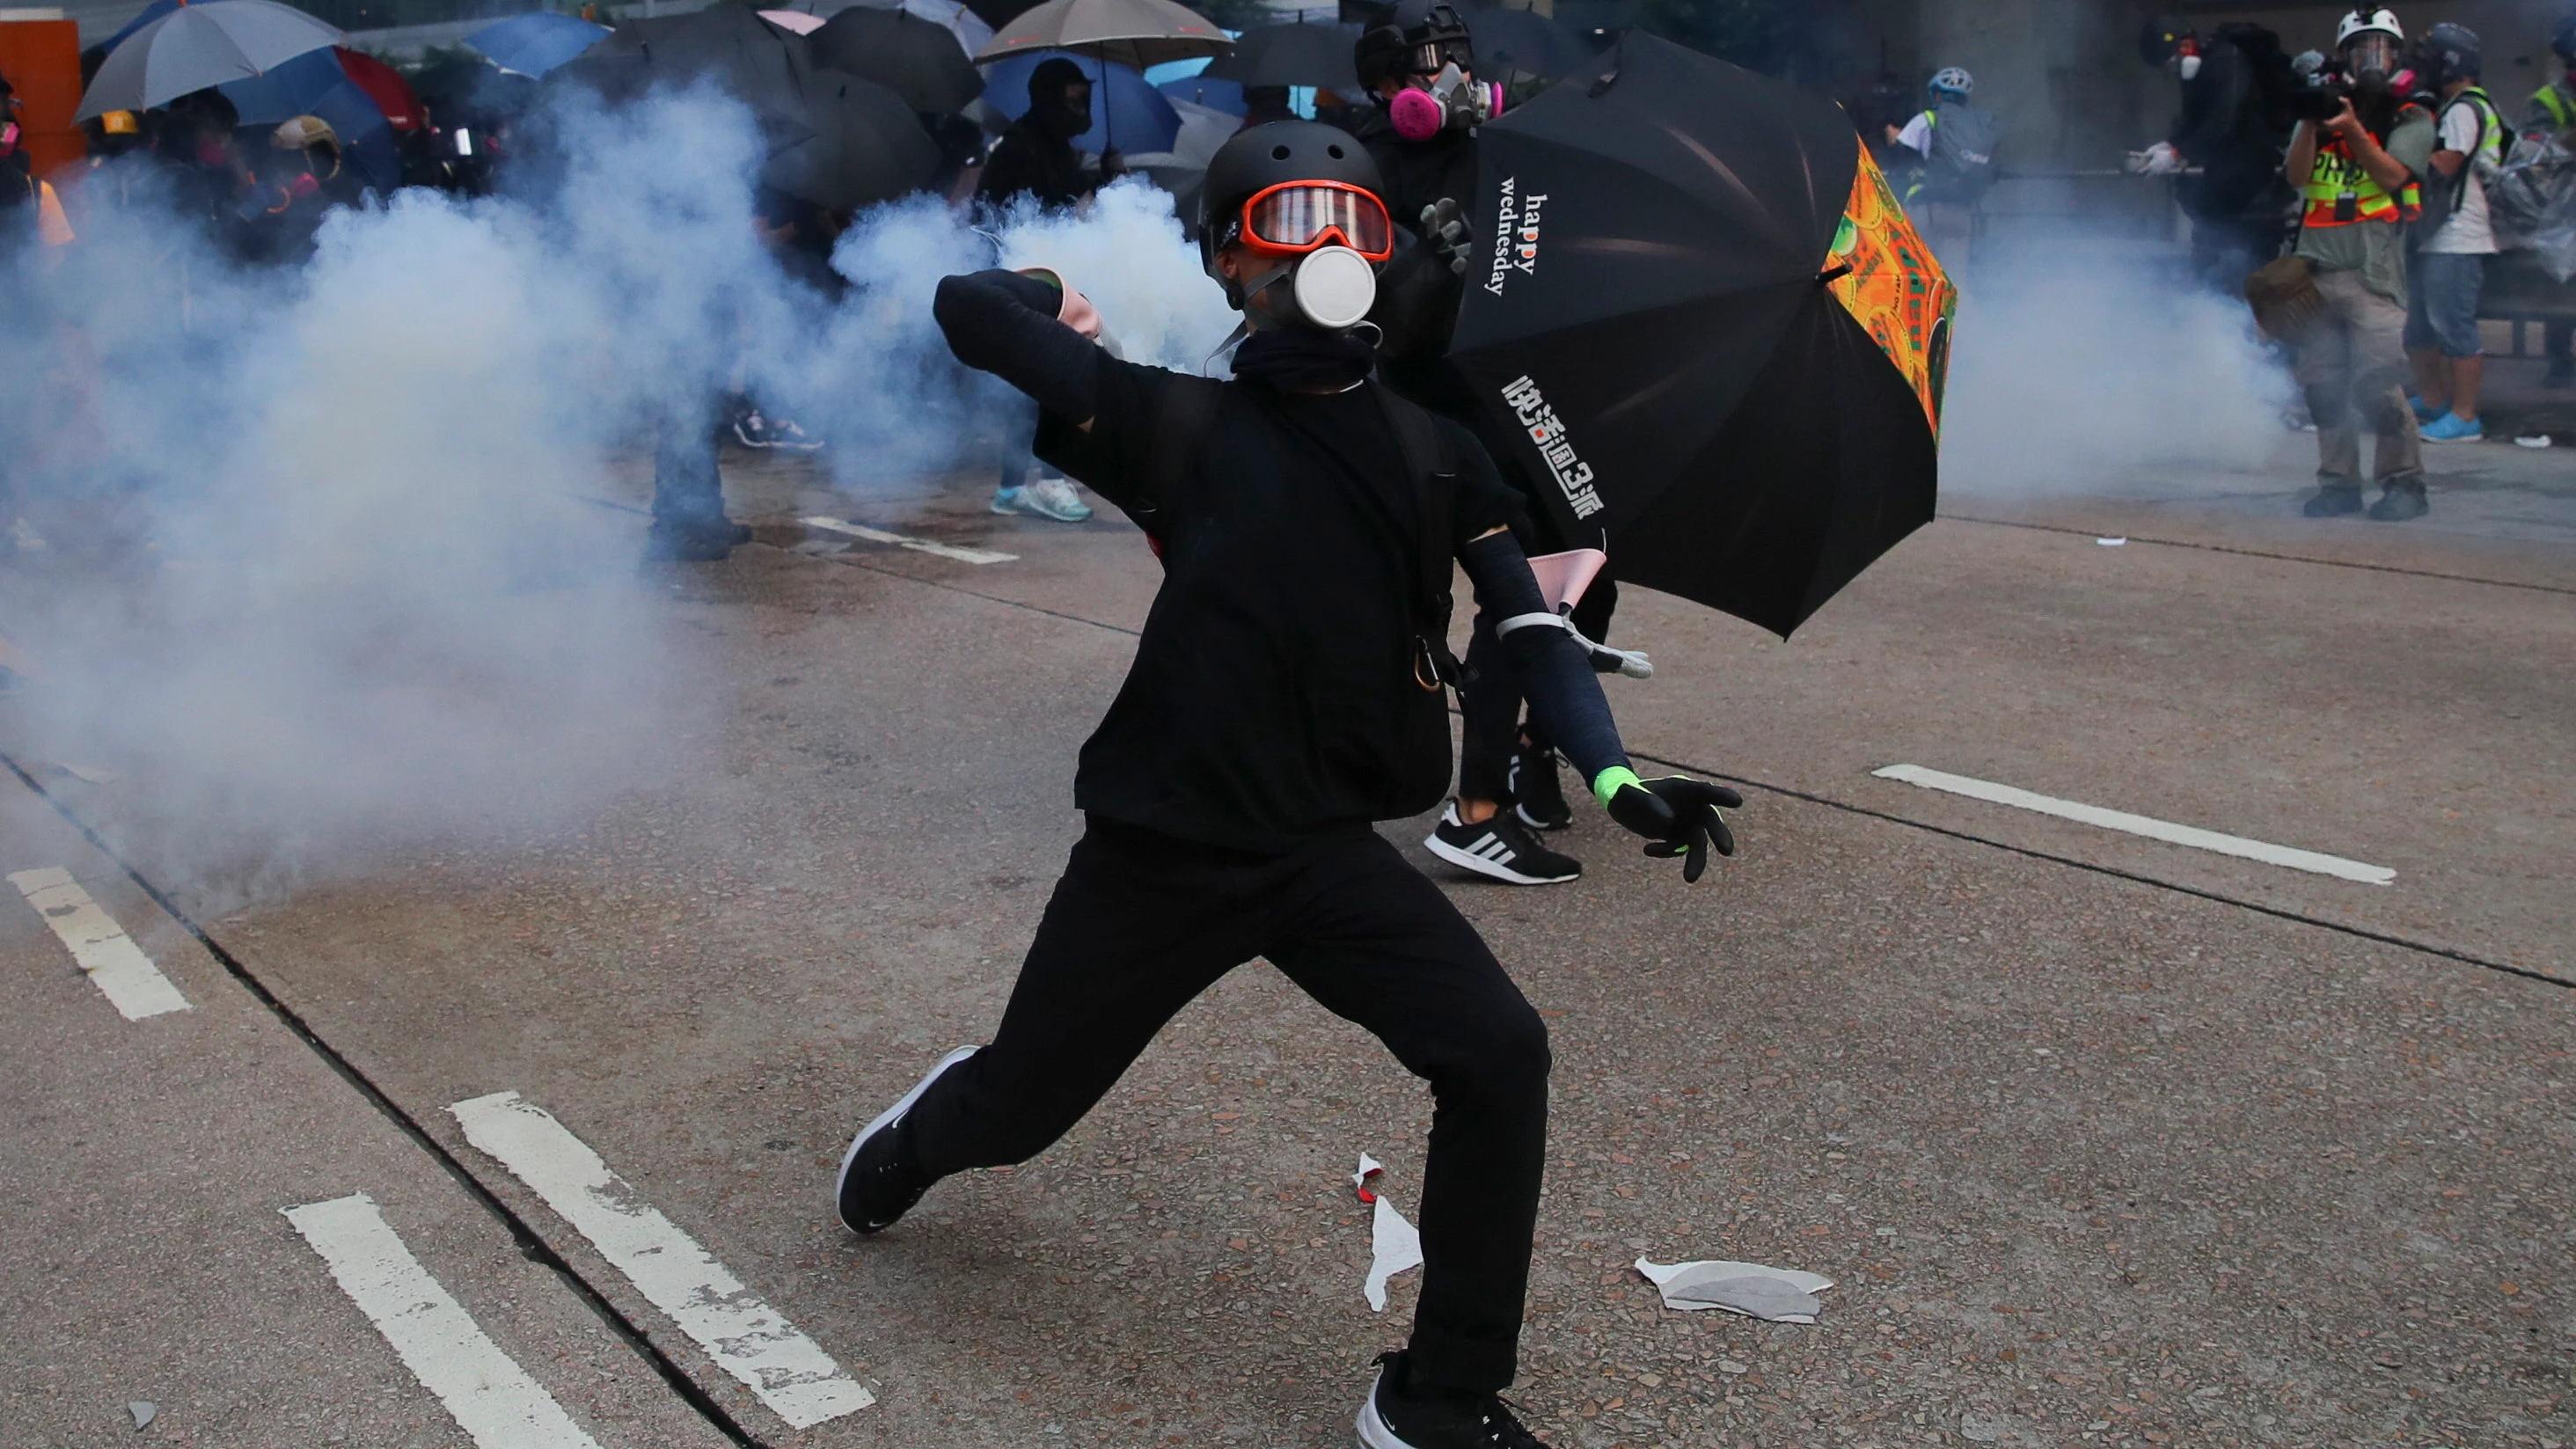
[2420,413,2484,443]
[991,475,1093,523]
[2409,394,2446,423]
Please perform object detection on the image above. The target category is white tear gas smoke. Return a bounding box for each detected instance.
[1939,259,2299,494]
[0,85,1231,908]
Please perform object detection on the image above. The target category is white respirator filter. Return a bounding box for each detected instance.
[1292,245,1379,330]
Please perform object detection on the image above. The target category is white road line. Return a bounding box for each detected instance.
[1870,765,2397,886]
[283,1193,602,1449]
[8,867,190,1019]
[800,516,1018,565]
[450,1091,874,1428]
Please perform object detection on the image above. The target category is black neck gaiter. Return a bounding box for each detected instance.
[1231,326,1377,391]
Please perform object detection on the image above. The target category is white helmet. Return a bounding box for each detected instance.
[1928,66,1973,99]
[2337,8,2403,48]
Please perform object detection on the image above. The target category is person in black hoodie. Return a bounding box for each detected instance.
[834,121,1742,1449]
[976,55,1116,523]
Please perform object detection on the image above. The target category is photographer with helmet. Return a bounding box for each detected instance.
[2281,8,2439,520]
[838,120,1745,1449]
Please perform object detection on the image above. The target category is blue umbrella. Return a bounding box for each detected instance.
[218,46,399,193]
[982,48,1178,154]
[101,0,184,56]
[1156,71,1242,115]
[465,11,610,78]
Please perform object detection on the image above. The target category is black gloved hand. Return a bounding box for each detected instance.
[1420,197,1471,276]
[1594,767,1742,883]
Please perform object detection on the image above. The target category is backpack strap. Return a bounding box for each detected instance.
[1137,374,1225,542]
[1370,384,1464,690]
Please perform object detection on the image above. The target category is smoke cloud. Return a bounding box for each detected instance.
[1939,254,2299,495]
[0,85,1230,908]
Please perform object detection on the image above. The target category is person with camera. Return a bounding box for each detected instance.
[2283,8,2439,522]
[2404,24,2504,444]
[837,120,1745,1449]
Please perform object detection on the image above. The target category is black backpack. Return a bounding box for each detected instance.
[1921,103,2002,205]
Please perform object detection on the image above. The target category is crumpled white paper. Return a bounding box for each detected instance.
[1635,1257,1835,1323]
[1354,1153,1424,1313]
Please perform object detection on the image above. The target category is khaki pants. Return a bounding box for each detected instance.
[2293,267,2422,485]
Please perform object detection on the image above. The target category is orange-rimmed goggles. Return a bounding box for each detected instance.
[1235,180,1395,262]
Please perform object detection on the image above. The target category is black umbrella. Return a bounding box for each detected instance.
[1458,4,1593,79]
[1203,22,1359,91]
[768,68,942,209]
[552,10,940,210]
[1447,33,1948,637]
[810,7,983,114]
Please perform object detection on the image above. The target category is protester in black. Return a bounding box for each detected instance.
[835,121,1739,1449]
[976,55,1111,523]
[1350,4,1614,884]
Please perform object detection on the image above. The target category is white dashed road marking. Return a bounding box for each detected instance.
[1871,765,2397,886]
[9,867,191,1019]
[284,1193,603,1449]
[450,1090,875,1428]
[801,516,1018,565]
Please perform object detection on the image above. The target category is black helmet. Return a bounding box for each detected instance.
[1354,0,1473,92]
[2554,11,2576,63]
[2419,20,2480,82]
[1197,119,1385,267]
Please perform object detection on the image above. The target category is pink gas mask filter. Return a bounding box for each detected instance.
[1389,62,1501,141]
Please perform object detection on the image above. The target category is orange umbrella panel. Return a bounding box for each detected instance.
[1826,142,1957,439]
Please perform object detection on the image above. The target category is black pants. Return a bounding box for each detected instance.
[1457,580,1618,806]
[905,816,1551,1392]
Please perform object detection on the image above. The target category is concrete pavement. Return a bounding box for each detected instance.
[3,430,2570,1449]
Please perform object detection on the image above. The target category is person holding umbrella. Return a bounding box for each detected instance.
[1348,4,1603,884]
[975,55,1113,523]
[836,119,1743,1449]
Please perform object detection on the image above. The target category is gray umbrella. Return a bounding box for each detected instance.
[77,0,344,122]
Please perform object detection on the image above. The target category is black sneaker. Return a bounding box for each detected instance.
[644,519,752,562]
[2301,481,2364,518]
[2367,478,2429,522]
[1358,1351,1548,1449]
[1423,801,1580,885]
[835,1045,977,1234]
[1508,744,1572,831]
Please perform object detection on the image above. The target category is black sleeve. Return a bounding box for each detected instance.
[933,268,1102,426]
[976,134,1034,202]
[1369,238,1466,360]
[1456,530,1628,787]
[1436,417,1532,547]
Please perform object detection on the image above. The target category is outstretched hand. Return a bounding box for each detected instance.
[1595,767,1742,883]
[1420,198,1471,276]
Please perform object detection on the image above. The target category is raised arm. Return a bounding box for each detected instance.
[933,268,1101,429]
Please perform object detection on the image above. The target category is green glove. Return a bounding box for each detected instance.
[1593,766,1742,883]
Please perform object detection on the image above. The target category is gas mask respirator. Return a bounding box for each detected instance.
[1213,179,1396,332]
[1390,62,1502,142]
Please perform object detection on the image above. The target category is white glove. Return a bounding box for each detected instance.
[2130,141,2184,176]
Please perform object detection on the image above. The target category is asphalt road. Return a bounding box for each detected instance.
[3,425,2571,1449]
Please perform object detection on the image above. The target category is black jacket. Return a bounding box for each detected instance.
[977,119,1093,212]
[933,269,1626,851]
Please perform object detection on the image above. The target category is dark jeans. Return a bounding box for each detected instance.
[906,816,1552,1392]
[2548,318,2572,369]
[651,391,728,529]
[1457,578,1618,805]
